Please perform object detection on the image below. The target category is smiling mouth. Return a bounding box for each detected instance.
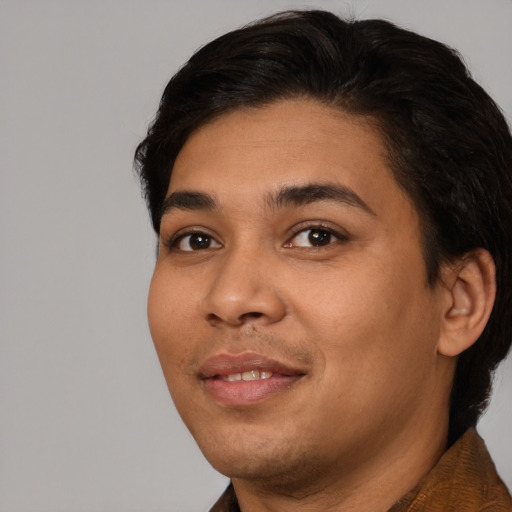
[199,353,306,406]
[219,369,274,382]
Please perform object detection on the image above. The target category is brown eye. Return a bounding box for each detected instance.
[308,229,332,246]
[286,228,342,248]
[176,233,221,251]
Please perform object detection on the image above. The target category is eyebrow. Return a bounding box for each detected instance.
[160,182,375,219]
[269,183,375,215]
[160,191,218,217]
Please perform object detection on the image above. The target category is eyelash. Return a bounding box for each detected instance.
[164,224,348,253]
[285,223,349,249]
[165,230,221,252]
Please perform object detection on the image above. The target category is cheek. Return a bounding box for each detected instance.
[293,254,439,378]
[147,267,197,377]
[147,269,171,346]
[300,278,441,444]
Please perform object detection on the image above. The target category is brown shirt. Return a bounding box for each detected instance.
[209,429,512,511]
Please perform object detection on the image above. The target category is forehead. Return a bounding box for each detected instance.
[168,99,410,217]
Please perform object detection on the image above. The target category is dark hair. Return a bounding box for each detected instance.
[134,10,512,443]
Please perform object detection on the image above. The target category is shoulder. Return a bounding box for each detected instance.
[391,429,512,512]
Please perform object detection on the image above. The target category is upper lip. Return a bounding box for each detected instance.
[199,352,306,379]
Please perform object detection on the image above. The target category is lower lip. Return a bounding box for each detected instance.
[203,374,303,406]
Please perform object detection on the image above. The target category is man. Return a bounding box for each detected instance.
[134,10,512,511]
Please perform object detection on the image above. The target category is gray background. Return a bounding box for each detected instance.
[1,1,511,511]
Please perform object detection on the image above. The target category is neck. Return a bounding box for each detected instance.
[231,415,449,512]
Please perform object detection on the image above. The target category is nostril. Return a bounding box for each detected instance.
[241,312,264,321]
[206,313,222,326]
[206,311,263,325]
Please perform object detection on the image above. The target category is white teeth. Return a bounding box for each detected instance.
[220,370,274,382]
[242,370,259,381]
[224,373,242,382]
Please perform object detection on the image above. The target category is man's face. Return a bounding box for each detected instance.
[148,99,452,487]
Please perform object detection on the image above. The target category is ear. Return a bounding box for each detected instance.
[437,249,496,357]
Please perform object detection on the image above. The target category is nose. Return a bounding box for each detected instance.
[200,248,287,327]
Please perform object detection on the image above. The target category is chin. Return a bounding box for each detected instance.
[194,426,323,491]
[210,447,329,497]
[204,433,278,473]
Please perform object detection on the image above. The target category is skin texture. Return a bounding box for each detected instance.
[147,99,494,511]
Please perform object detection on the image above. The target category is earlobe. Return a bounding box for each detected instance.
[437,249,496,357]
